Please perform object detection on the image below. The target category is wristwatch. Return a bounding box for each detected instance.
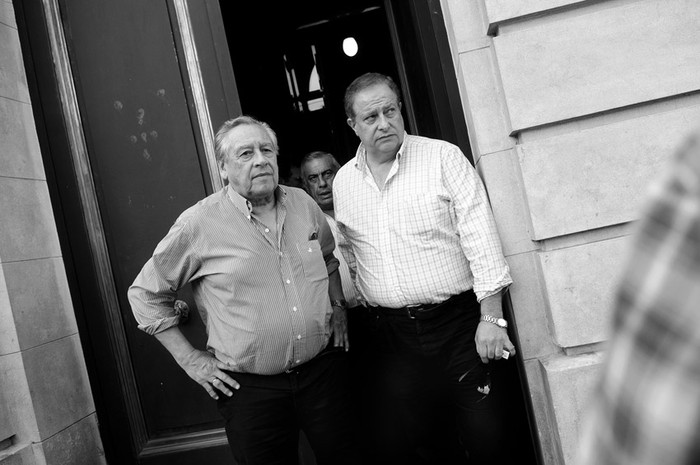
[330,299,347,309]
[481,314,508,328]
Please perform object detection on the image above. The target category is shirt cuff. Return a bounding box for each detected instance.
[137,314,181,335]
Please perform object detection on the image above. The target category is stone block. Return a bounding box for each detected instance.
[0,1,16,29]
[478,149,535,256]
[519,104,700,240]
[3,258,77,351]
[507,252,559,360]
[0,23,29,103]
[459,48,514,158]
[484,0,587,26]
[0,178,61,263]
[539,237,628,349]
[0,353,39,443]
[0,265,19,355]
[494,0,700,131]
[36,414,106,465]
[21,335,94,439]
[0,384,13,443]
[0,98,44,180]
[541,353,604,464]
[524,359,564,465]
[0,444,37,465]
[442,0,489,52]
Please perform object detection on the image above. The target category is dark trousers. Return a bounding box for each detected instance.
[217,349,360,465]
[362,291,506,465]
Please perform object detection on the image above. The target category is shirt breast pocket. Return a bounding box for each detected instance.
[297,240,327,282]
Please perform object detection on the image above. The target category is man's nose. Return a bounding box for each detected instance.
[252,149,269,165]
[377,113,390,130]
[318,177,328,187]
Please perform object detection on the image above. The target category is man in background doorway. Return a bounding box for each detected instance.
[300,151,361,313]
[333,72,515,464]
[299,151,371,434]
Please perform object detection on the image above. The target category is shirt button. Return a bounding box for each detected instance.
[308,248,312,252]
[286,279,291,284]
[292,306,297,311]
[297,335,302,340]
[296,360,301,364]
[265,228,270,233]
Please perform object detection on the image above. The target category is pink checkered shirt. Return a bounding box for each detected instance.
[333,133,511,307]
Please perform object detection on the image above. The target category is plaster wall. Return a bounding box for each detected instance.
[0,2,105,464]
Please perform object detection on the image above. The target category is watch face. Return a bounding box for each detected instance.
[497,318,507,327]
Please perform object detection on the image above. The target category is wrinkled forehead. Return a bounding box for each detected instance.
[304,157,335,175]
[354,84,399,109]
[225,124,275,151]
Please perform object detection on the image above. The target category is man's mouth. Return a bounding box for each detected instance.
[252,172,272,179]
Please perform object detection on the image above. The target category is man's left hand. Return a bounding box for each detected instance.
[475,291,516,363]
[330,305,350,351]
[475,322,516,363]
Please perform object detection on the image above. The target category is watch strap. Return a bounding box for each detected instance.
[481,314,508,328]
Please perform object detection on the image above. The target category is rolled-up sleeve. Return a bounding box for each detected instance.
[128,218,200,334]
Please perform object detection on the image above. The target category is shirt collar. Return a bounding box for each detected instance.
[354,131,408,173]
[226,184,286,220]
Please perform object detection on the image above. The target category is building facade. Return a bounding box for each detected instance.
[1,0,699,463]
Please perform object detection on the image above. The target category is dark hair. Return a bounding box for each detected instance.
[299,151,341,185]
[343,72,402,120]
[214,115,278,164]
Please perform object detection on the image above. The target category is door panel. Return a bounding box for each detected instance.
[52,0,232,462]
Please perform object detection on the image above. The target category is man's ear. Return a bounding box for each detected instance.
[346,117,357,134]
[219,159,228,181]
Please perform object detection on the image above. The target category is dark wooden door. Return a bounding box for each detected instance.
[17,0,238,463]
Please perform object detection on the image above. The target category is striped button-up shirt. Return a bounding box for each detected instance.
[128,185,339,375]
[333,133,511,307]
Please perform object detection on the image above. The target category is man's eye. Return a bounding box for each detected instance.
[365,115,376,123]
[239,151,253,159]
[385,108,396,116]
[308,175,318,183]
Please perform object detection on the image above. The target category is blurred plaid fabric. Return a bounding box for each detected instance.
[576,131,700,465]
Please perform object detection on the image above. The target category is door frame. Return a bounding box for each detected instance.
[14,0,538,462]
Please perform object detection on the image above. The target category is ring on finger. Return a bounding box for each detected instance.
[211,377,218,384]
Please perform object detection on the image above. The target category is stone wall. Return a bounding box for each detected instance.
[440,0,700,463]
[0,2,105,464]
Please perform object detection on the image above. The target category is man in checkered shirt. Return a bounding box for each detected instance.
[333,72,515,464]
[576,131,700,465]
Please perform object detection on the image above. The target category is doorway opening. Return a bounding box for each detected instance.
[216,2,541,465]
[218,0,401,186]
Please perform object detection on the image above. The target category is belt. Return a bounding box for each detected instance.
[370,290,473,320]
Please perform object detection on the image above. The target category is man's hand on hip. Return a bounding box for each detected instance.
[178,348,240,400]
[154,327,239,400]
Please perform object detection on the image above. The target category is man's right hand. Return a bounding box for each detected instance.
[154,327,240,400]
[178,349,240,400]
